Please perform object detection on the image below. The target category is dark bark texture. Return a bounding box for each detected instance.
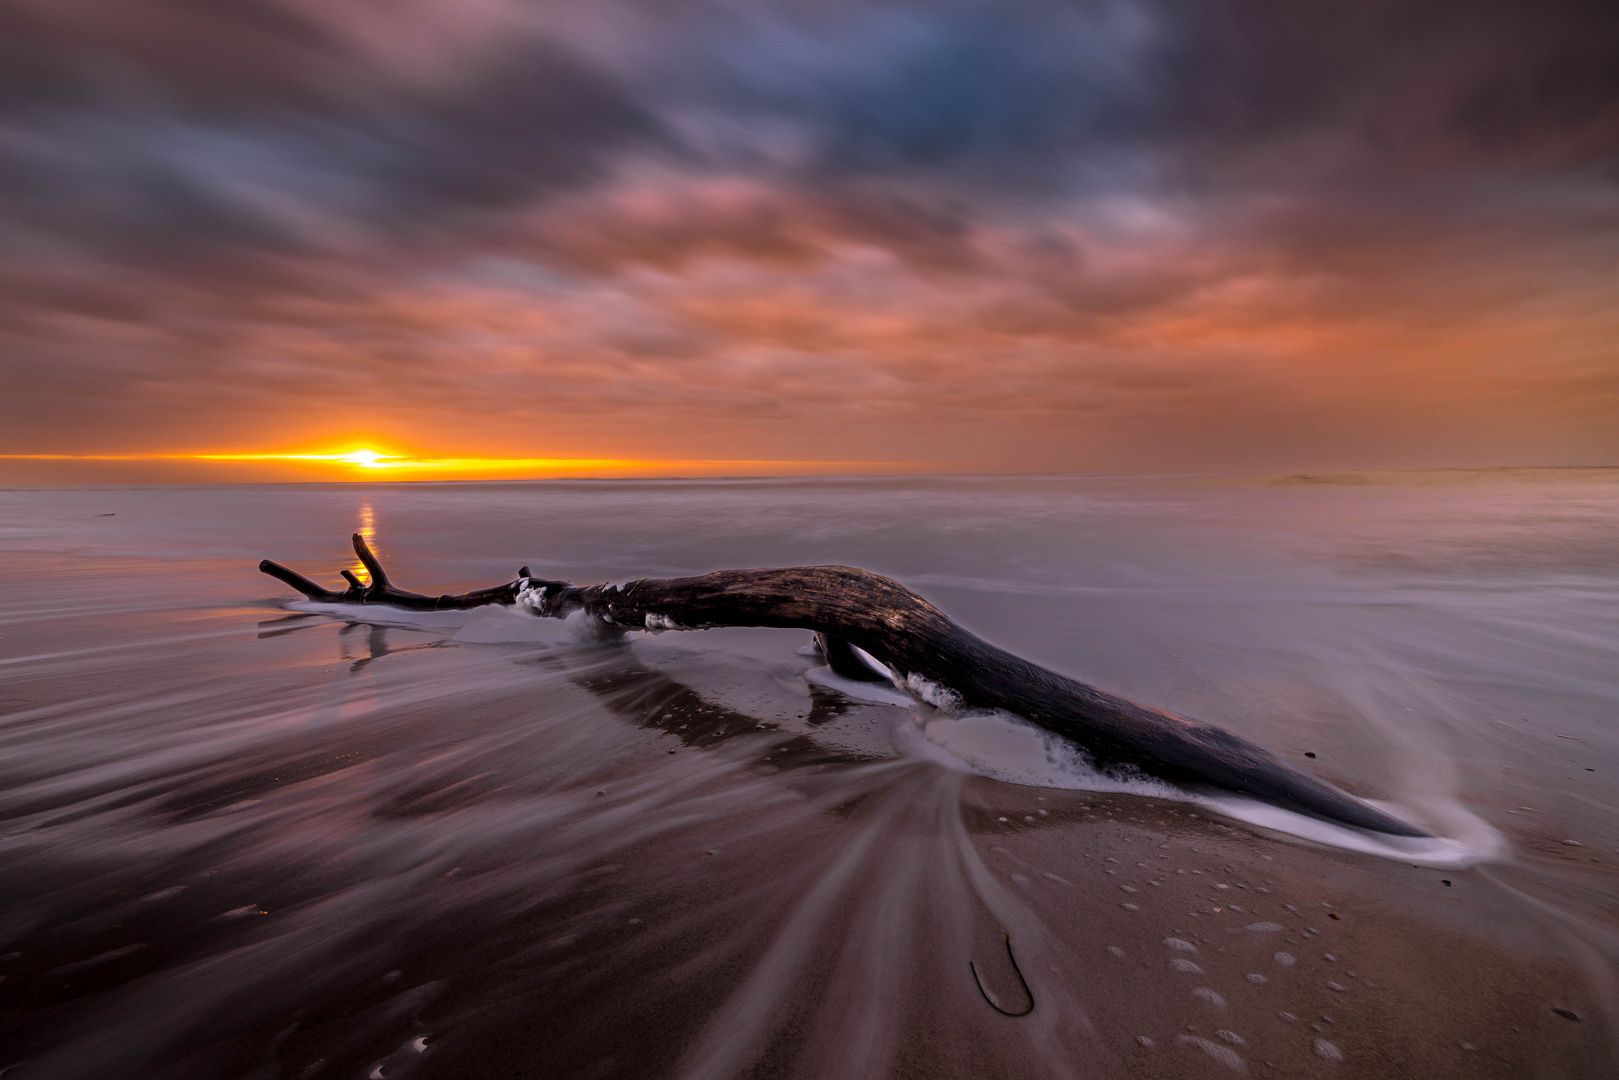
[260,534,1428,837]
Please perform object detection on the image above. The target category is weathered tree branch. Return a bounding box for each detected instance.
[258,534,541,610]
[260,534,1428,837]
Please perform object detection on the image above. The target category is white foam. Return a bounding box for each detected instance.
[911,707,1505,867]
[902,672,962,711]
[917,709,1180,797]
[1194,792,1505,868]
[803,666,914,706]
[514,580,552,614]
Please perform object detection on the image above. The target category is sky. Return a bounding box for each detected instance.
[2,0,1616,481]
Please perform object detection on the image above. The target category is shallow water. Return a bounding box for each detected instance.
[1,472,1616,1078]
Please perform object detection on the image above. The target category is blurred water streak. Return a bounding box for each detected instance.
[1,471,1615,1078]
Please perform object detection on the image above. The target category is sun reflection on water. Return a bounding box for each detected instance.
[352,501,376,583]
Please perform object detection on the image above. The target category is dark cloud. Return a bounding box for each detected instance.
[0,1,658,258]
[0,0,1616,470]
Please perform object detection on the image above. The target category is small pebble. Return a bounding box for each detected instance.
[1177,1034,1244,1071]
[1314,1039,1343,1061]
[1246,973,1267,984]
[1121,902,1139,911]
[1215,1029,1244,1045]
[1137,1036,1155,1047]
[1328,981,1346,992]
[1107,946,1126,959]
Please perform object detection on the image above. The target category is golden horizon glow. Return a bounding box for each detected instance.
[0,448,908,476]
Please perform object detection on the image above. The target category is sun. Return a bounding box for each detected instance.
[338,448,391,468]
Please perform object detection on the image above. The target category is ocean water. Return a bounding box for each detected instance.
[1,472,1616,1078]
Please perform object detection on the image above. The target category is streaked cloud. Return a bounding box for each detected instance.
[2,0,1616,477]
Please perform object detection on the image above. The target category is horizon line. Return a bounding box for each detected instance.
[0,451,912,471]
[3,460,1616,491]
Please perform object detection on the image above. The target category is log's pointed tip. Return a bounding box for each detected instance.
[258,558,332,600]
[1293,776,1433,838]
[1379,815,1434,839]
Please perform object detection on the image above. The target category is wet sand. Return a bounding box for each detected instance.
[1,626,1610,1079]
[2,475,1616,1078]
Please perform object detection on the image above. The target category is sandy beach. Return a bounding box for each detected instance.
[1,474,1615,1078]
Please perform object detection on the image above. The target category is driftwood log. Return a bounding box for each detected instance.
[260,534,1427,837]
